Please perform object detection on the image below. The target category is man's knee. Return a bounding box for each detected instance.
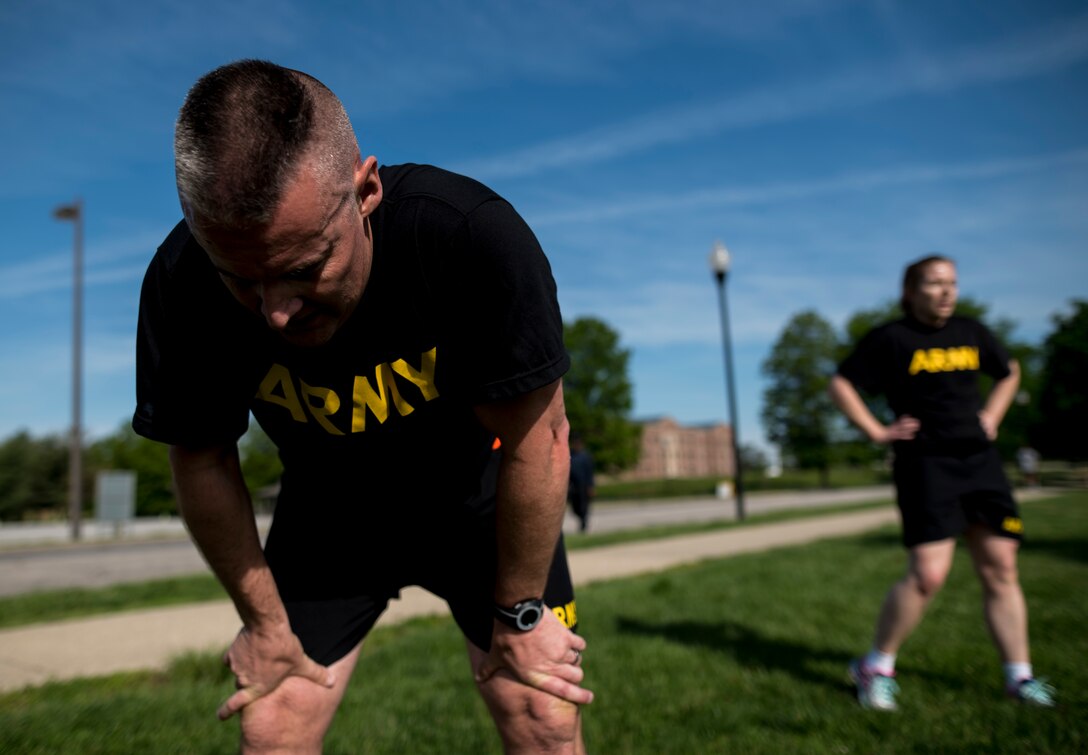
[238,671,349,754]
[240,692,324,754]
[477,672,581,753]
[240,720,315,754]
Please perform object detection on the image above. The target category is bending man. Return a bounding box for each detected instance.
[134,60,591,753]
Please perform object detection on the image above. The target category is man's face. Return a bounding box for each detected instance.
[908,260,958,326]
[192,157,380,348]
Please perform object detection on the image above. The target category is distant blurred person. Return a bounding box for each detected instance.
[829,255,1055,711]
[567,432,595,532]
[1016,446,1041,487]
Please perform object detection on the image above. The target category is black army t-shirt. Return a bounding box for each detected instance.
[133,164,569,523]
[837,315,1011,453]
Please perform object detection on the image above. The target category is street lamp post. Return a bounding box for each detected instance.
[709,240,745,520]
[53,199,83,541]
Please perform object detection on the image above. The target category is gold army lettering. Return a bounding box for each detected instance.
[1002,516,1024,534]
[551,600,578,630]
[254,347,439,434]
[908,346,980,376]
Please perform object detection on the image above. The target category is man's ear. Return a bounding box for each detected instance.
[354,154,383,216]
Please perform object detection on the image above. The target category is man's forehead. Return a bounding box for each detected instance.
[201,188,348,252]
[266,183,351,239]
[315,189,353,233]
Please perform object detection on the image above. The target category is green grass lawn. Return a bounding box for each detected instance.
[1,493,1085,753]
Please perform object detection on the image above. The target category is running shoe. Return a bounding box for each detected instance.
[1008,677,1056,707]
[849,659,899,711]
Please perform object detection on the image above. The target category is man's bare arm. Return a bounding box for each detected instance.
[170,444,281,624]
[473,380,570,605]
[169,444,333,719]
[472,379,593,705]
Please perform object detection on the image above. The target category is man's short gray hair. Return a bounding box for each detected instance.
[175,59,358,230]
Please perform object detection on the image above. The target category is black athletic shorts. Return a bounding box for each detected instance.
[892,445,1024,548]
[262,503,578,667]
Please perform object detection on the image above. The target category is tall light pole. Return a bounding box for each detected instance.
[54,199,83,541]
[709,240,745,520]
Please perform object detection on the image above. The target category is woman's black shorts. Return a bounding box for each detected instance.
[893,446,1024,548]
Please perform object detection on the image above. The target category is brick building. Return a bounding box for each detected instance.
[619,416,735,481]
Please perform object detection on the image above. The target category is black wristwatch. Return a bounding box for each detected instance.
[494,598,546,631]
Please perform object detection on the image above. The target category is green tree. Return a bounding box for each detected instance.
[83,418,286,518]
[0,430,68,521]
[86,424,176,516]
[562,316,640,473]
[239,420,284,509]
[739,443,769,475]
[760,310,840,486]
[1033,300,1088,461]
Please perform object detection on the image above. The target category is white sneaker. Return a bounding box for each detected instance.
[849,658,899,711]
[1008,677,1056,707]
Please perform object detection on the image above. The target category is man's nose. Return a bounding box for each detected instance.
[259,283,303,330]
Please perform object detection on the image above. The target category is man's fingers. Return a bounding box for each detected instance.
[216,662,334,722]
[534,675,594,706]
[551,662,585,685]
[217,686,259,721]
[298,656,336,688]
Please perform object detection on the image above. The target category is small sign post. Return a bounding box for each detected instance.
[95,470,137,537]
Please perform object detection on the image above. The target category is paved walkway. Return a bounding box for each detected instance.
[0,503,901,693]
[0,486,896,595]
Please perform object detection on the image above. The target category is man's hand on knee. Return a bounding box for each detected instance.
[475,609,594,706]
[218,623,336,721]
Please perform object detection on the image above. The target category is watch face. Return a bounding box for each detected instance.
[516,602,544,631]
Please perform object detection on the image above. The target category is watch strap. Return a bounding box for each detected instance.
[494,598,545,631]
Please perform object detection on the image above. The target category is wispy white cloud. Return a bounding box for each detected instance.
[84,332,138,377]
[529,148,1088,227]
[0,329,136,439]
[457,14,1088,180]
[0,255,72,298]
[328,0,863,113]
[0,0,303,96]
[554,146,1088,354]
[0,231,159,300]
[561,267,892,354]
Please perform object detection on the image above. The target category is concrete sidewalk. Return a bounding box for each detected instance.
[0,486,897,596]
[0,505,900,693]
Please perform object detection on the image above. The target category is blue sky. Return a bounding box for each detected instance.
[1,0,1086,456]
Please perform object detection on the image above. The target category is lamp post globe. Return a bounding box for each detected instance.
[709,240,731,280]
